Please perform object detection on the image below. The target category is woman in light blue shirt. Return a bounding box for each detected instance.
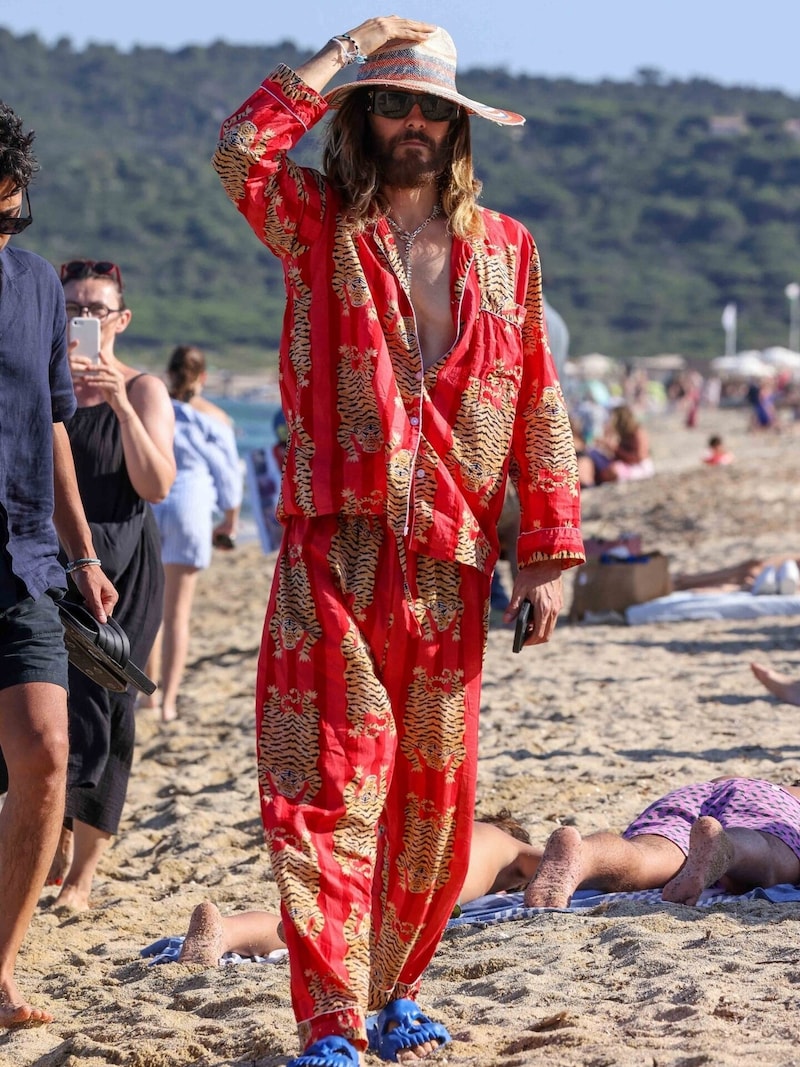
[148,345,243,722]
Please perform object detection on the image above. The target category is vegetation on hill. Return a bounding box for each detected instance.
[2,28,799,371]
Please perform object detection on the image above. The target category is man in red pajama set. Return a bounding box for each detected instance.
[213,16,584,1067]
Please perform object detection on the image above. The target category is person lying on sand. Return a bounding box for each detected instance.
[750,662,800,706]
[177,780,800,966]
[525,777,800,909]
[672,554,799,595]
[178,811,544,965]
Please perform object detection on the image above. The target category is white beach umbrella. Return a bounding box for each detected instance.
[761,346,800,372]
[710,351,774,378]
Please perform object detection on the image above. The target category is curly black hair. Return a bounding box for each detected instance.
[0,101,39,190]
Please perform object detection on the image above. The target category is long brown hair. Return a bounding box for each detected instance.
[322,90,484,240]
[166,344,205,402]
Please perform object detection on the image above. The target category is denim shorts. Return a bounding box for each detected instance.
[0,589,69,693]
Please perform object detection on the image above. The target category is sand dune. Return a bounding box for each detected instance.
[4,405,800,1066]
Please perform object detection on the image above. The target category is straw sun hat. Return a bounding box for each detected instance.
[324,27,525,127]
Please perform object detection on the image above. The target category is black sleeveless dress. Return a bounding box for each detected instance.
[64,377,164,834]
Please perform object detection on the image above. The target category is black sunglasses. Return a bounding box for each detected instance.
[0,188,32,235]
[367,90,460,123]
[60,259,124,289]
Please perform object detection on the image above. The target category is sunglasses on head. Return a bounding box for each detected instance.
[367,90,460,123]
[0,188,32,235]
[60,259,124,289]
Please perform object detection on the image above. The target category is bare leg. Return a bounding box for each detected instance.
[751,662,800,706]
[524,827,685,908]
[159,564,200,723]
[45,825,74,887]
[672,559,762,592]
[663,817,800,906]
[179,903,285,966]
[52,820,112,913]
[0,682,69,1027]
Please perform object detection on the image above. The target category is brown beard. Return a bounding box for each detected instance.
[372,129,450,189]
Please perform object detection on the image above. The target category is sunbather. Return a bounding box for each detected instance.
[525,777,800,909]
[177,811,544,965]
[173,780,800,965]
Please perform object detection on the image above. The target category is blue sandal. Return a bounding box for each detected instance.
[367,998,452,1062]
[287,1035,360,1067]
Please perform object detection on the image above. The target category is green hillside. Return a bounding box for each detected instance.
[2,29,800,372]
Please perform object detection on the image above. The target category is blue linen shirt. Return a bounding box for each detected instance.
[0,247,76,609]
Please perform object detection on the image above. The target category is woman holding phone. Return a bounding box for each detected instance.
[146,344,243,724]
[49,259,175,911]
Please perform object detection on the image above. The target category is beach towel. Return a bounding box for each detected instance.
[625,591,800,626]
[448,883,800,927]
[141,884,800,965]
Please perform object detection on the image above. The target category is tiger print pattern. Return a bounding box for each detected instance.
[258,684,322,802]
[400,666,467,782]
[328,518,382,622]
[332,227,378,318]
[285,263,313,389]
[449,368,521,497]
[395,794,457,895]
[213,119,263,205]
[342,902,372,996]
[332,770,388,880]
[266,824,324,937]
[407,554,465,642]
[368,900,422,1007]
[523,383,581,497]
[340,624,395,740]
[335,344,385,460]
[267,544,321,658]
[277,412,316,521]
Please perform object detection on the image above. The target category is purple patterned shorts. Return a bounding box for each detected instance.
[623,778,800,859]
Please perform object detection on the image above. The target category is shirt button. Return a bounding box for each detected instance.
[415,371,423,381]
[416,469,426,479]
[410,416,419,426]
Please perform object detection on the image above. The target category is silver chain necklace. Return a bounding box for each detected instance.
[386,203,442,283]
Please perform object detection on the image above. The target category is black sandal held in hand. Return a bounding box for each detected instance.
[56,596,156,695]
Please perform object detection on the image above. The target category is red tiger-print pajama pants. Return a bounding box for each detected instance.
[255,515,489,1051]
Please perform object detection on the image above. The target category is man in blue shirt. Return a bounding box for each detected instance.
[0,101,116,1027]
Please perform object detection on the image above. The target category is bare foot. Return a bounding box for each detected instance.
[45,825,74,887]
[160,703,178,724]
[178,901,225,966]
[751,662,800,706]
[662,816,735,906]
[524,825,584,908]
[0,982,53,1028]
[51,882,92,914]
[136,691,160,711]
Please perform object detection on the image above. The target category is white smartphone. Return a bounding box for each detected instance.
[69,317,101,362]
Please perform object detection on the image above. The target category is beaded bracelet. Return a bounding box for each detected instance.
[65,557,102,574]
[331,33,367,66]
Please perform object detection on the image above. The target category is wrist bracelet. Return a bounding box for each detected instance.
[332,33,366,66]
[65,557,102,574]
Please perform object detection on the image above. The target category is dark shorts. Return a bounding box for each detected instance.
[0,590,69,693]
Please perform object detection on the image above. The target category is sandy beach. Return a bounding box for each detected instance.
[4,404,800,1067]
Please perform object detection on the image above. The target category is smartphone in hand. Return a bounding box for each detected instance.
[69,317,101,363]
[512,598,532,653]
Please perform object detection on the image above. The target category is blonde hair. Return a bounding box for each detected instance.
[322,90,484,240]
[610,405,640,439]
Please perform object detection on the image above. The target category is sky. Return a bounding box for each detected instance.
[2,0,800,97]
